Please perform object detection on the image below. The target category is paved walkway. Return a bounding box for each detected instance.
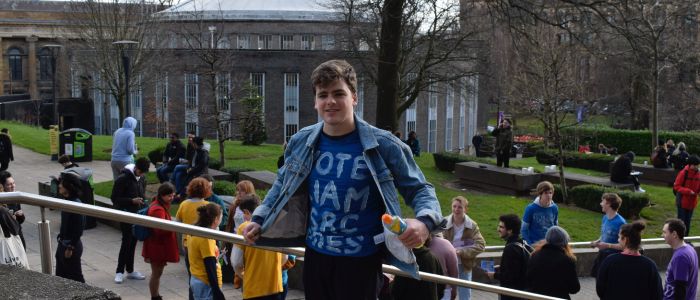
[8,146,687,300]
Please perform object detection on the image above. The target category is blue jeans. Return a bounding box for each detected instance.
[190,276,213,300]
[677,205,694,236]
[457,264,472,300]
[171,164,188,195]
[157,164,176,183]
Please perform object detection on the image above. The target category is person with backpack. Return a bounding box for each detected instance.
[0,128,14,171]
[526,226,580,299]
[652,140,670,168]
[142,183,180,300]
[674,155,700,236]
[487,214,532,300]
[111,157,150,284]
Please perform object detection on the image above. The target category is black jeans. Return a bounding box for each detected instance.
[303,247,382,300]
[116,222,137,273]
[496,149,510,168]
[0,158,9,171]
[56,241,85,283]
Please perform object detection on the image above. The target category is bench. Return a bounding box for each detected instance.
[541,172,635,190]
[208,168,233,182]
[454,162,542,195]
[238,171,277,190]
[607,162,679,186]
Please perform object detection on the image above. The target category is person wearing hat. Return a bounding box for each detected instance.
[525,226,580,299]
[610,151,644,192]
[674,155,700,236]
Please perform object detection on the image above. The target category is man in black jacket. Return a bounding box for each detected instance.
[0,128,14,171]
[183,137,209,190]
[610,151,644,192]
[488,214,532,300]
[111,157,150,284]
[156,133,185,183]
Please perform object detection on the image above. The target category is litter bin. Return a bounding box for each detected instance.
[59,128,93,162]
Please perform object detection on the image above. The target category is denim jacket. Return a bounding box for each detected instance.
[252,116,445,277]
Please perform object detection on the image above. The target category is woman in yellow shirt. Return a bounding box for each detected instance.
[188,202,224,300]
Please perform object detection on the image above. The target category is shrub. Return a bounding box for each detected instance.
[432,152,493,172]
[208,158,223,170]
[213,180,236,196]
[220,166,255,182]
[535,150,615,172]
[567,184,650,219]
[552,184,564,203]
[561,127,700,156]
[147,146,165,167]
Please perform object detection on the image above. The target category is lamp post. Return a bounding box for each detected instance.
[112,40,139,118]
[44,44,62,128]
[208,26,216,49]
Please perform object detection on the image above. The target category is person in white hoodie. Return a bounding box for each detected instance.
[521,181,559,245]
[110,117,138,179]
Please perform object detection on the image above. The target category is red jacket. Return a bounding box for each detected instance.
[142,201,180,264]
[674,166,700,210]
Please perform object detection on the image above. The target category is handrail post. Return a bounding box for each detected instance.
[38,206,52,274]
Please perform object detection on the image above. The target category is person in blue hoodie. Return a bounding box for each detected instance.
[521,181,559,245]
[110,117,139,179]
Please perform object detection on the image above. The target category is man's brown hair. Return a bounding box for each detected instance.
[310,59,357,94]
[602,193,623,210]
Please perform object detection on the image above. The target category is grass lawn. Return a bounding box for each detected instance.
[7,121,687,244]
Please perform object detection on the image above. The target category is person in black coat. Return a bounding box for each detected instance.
[488,214,532,300]
[58,154,79,169]
[184,137,209,189]
[0,128,14,171]
[610,151,643,192]
[0,171,25,249]
[111,157,150,283]
[526,226,580,299]
[492,119,513,168]
[391,238,445,300]
[652,141,669,168]
[156,133,186,183]
[472,133,484,157]
[670,142,690,171]
[55,172,86,283]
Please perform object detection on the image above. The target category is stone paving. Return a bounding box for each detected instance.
[7,145,693,300]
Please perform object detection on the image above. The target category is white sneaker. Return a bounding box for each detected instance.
[126,271,146,280]
[114,273,124,284]
[637,187,646,193]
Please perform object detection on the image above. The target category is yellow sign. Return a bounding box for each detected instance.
[49,125,58,156]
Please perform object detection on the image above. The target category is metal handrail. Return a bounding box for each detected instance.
[483,235,700,252]
[0,192,563,300]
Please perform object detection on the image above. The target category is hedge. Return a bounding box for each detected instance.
[535,150,615,172]
[432,152,494,172]
[567,184,650,219]
[220,166,255,182]
[213,180,236,196]
[561,127,700,156]
[208,158,222,170]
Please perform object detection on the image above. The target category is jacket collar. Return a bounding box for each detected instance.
[445,213,474,230]
[304,115,379,151]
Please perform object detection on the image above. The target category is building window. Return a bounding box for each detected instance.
[185,73,198,110]
[217,72,231,111]
[428,83,438,153]
[8,48,22,81]
[39,48,53,81]
[130,75,143,136]
[250,72,265,114]
[93,72,103,135]
[459,89,466,150]
[356,76,364,119]
[465,76,479,150]
[217,37,230,49]
[445,83,454,152]
[404,73,417,137]
[284,73,299,142]
[169,33,178,48]
[110,94,119,134]
[281,35,294,50]
[70,65,81,98]
[155,73,168,138]
[237,34,250,49]
[302,35,315,50]
[186,122,198,136]
[321,35,335,50]
[258,34,272,50]
[358,39,370,51]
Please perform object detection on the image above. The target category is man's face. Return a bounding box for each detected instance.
[170,135,178,142]
[662,224,675,245]
[187,134,195,144]
[497,221,511,239]
[600,199,610,213]
[314,79,357,129]
[451,200,466,216]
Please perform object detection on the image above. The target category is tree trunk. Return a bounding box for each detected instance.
[375,0,404,131]
[651,55,659,154]
[555,134,569,204]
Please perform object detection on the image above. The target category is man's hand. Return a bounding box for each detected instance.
[13,210,23,217]
[64,248,73,259]
[132,197,144,205]
[398,218,429,248]
[242,222,261,244]
[486,271,495,280]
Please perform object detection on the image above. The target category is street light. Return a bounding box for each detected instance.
[112,40,139,118]
[44,44,62,129]
[208,26,216,49]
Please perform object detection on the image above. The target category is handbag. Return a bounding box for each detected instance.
[0,222,29,269]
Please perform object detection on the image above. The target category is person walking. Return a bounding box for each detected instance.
[487,214,532,300]
[156,133,185,183]
[176,177,213,298]
[188,203,225,300]
[142,183,180,300]
[590,193,625,276]
[521,181,558,245]
[492,119,513,168]
[674,155,700,236]
[444,196,485,300]
[112,157,150,284]
[526,226,580,299]
[55,172,86,283]
[0,128,14,171]
[596,221,663,300]
[110,117,139,179]
[242,60,444,300]
[662,218,698,300]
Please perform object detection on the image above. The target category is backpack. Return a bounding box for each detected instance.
[673,169,690,196]
[132,205,152,241]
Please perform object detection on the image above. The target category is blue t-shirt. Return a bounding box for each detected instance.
[306,130,382,257]
[600,213,626,244]
[521,199,558,245]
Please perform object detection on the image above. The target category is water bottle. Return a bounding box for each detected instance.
[382,214,407,235]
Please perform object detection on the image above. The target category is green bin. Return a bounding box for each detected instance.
[59,128,93,162]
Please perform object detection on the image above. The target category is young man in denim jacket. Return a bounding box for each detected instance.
[243,59,444,300]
